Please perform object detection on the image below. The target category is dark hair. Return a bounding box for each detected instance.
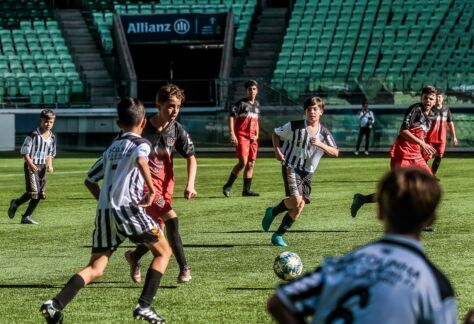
[303,96,325,111]
[117,97,145,128]
[156,84,185,104]
[245,80,258,89]
[377,168,441,234]
[421,85,437,96]
[40,109,55,120]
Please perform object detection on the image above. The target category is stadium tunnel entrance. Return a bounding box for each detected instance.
[130,43,222,107]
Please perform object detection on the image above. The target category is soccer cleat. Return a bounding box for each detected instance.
[133,304,166,323]
[8,199,17,219]
[422,226,435,232]
[271,233,288,247]
[177,266,192,283]
[262,207,275,232]
[242,190,260,197]
[124,250,141,283]
[21,215,38,224]
[40,300,63,324]
[354,151,359,156]
[364,151,369,155]
[350,194,364,218]
[222,185,231,198]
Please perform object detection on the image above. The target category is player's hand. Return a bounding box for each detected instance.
[275,150,285,161]
[28,164,38,173]
[47,165,54,173]
[421,142,436,156]
[453,137,458,146]
[184,187,197,200]
[139,192,154,207]
[250,134,258,141]
[230,134,238,146]
[311,137,322,147]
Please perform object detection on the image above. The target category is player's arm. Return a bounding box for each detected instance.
[267,295,306,324]
[272,132,285,161]
[228,115,237,146]
[23,153,38,172]
[400,129,436,155]
[313,139,339,157]
[84,179,100,200]
[448,122,458,145]
[46,156,54,173]
[136,156,155,207]
[184,154,197,200]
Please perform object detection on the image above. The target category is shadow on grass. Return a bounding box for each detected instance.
[204,229,353,234]
[0,283,177,289]
[227,287,275,291]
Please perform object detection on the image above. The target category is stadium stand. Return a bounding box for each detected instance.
[272,0,474,103]
[84,0,257,52]
[0,1,84,106]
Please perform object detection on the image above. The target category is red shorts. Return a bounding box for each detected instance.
[390,156,433,175]
[144,182,174,225]
[236,136,258,161]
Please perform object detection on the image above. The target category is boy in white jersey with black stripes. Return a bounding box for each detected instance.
[8,109,56,225]
[40,98,171,324]
[267,168,457,324]
[262,96,339,247]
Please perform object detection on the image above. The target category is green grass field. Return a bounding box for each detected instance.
[0,154,473,323]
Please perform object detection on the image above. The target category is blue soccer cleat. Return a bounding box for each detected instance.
[271,233,288,247]
[262,207,275,232]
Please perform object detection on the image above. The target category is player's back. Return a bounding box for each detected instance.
[311,235,456,324]
[97,133,150,210]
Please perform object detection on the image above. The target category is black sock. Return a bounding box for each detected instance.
[24,199,40,216]
[133,244,150,262]
[275,213,294,235]
[165,218,187,270]
[15,192,31,206]
[432,156,442,175]
[272,200,288,217]
[361,193,376,204]
[54,274,85,310]
[224,173,238,188]
[138,268,163,307]
[243,178,252,192]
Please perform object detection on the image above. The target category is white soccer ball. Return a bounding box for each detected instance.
[273,251,303,281]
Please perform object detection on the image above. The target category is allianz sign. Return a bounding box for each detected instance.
[126,19,191,35]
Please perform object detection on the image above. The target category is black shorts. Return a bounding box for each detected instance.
[91,206,163,253]
[24,163,47,199]
[282,166,313,204]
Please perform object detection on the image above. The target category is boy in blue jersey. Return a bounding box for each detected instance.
[267,167,457,324]
[261,96,339,247]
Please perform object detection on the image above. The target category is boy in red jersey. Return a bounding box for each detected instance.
[124,84,197,284]
[222,80,260,197]
[424,91,458,176]
[351,86,438,219]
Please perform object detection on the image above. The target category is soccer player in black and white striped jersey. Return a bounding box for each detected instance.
[268,168,457,324]
[8,109,56,224]
[41,98,172,324]
[262,96,339,247]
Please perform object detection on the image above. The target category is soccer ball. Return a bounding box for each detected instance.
[273,251,303,281]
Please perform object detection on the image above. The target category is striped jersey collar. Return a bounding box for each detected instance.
[380,234,424,252]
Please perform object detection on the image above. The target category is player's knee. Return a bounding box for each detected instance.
[247,160,255,169]
[296,201,305,214]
